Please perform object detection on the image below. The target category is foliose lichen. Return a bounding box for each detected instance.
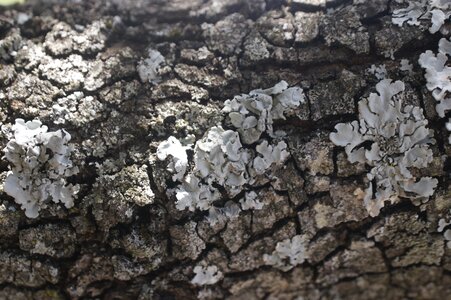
[446,119,451,143]
[263,234,308,272]
[367,64,387,80]
[156,136,188,181]
[392,0,451,34]
[191,265,223,286]
[137,48,165,84]
[2,119,79,218]
[438,211,451,248]
[222,80,305,144]
[418,37,451,118]
[157,81,304,223]
[330,79,438,217]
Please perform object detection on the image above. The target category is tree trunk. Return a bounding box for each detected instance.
[0,0,450,299]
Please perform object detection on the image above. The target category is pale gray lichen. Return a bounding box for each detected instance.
[252,140,290,176]
[418,37,451,118]
[166,127,250,214]
[367,64,387,80]
[156,136,188,181]
[438,212,451,248]
[206,201,241,226]
[223,80,305,144]
[444,230,451,248]
[418,35,451,144]
[392,1,429,27]
[167,126,245,213]
[446,119,451,143]
[239,191,264,210]
[191,265,223,286]
[330,79,438,217]
[263,234,308,272]
[193,126,251,197]
[174,174,221,212]
[392,0,451,34]
[2,119,79,218]
[137,48,165,84]
[16,12,30,25]
[400,59,414,74]
[157,81,302,224]
[170,129,250,218]
[438,216,450,232]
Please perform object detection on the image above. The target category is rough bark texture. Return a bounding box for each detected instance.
[0,0,450,299]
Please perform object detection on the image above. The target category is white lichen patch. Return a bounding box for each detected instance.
[223,80,305,144]
[367,64,387,80]
[330,79,438,217]
[137,48,165,84]
[444,229,451,248]
[392,0,451,34]
[174,174,221,212]
[252,140,290,177]
[446,119,451,143]
[263,234,308,271]
[191,265,223,286]
[193,126,251,197]
[206,201,241,226]
[438,212,451,248]
[156,136,188,181]
[239,191,264,210]
[418,37,451,118]
[163,127,250,213]
[400,59,414,74]
[157,81,302,224]
[2,119,79,218]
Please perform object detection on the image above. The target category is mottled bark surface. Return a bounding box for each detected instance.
[0,0,450,299]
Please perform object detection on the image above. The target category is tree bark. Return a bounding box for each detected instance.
[0,0,450,299]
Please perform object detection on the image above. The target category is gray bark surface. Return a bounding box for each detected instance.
[0,0,450,299]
